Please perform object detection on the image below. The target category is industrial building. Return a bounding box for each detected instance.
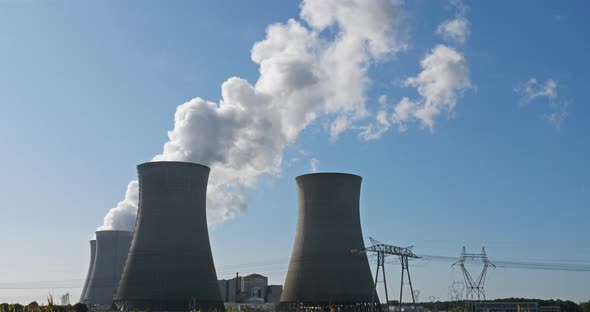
[113,161,224,312]
[82,230,132,307]
[241,274,268,303]
[218,274,282,304]
[475,302,539,312]
[79,239,96,303]
[540,306,561,312]
[266,285,283,304]
[279,173,377,311]
[218,276,240,303]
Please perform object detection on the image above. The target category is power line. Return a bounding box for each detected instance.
[2,252,589,291]
[419,254,590,272]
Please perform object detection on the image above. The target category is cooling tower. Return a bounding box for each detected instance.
[79,239,96,303]
[279,173,377,310]
[114,161,224,312]
[83,230,132,307]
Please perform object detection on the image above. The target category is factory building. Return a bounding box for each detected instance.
[218,276,240,303]
[114,161,224,312]
[475,302,539,312]
[79,239,96,303]
[82,230,132,307]
[540,306,561,312]
[279,173,377,311]
[218,274,282,304]
[266,285,283,304]
[241,274,268,303]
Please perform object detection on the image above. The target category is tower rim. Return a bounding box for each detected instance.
[138,161,210,171]
[296,172,361,181]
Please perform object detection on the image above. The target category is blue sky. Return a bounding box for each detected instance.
[0,0,589,304]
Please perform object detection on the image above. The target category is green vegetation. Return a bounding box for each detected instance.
[419,298,590,312]
[0,296,87,312]
[1,298,588,312]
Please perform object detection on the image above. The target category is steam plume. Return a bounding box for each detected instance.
[99,0,407,230]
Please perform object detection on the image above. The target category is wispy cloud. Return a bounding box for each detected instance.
[358,0,472,138]
[515,78,568,129]
[393,44,471,131]
[391,0,472,132]
[436,0,470,45]
[310,158,320,173]
[515,78,558,105]
[543,102,568,129]
[358,95,392,140]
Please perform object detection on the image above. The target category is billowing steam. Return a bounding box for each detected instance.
[359,0,471,137]
[98,0,469,231]
[98,0,406,230]
[98,181,139,231]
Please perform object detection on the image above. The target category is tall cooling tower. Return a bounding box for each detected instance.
[83,230,132,307]
[114,161,224,312]
[79,239,96,303]
[279,173,377,311]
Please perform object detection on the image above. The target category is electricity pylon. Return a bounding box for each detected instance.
[448,280,465,301]
[353,237,420,312]
[452,247,495,301]
[60,292,70,305]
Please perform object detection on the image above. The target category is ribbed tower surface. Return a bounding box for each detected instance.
[114,161,224,312]
[83,230,132,307]
[280,173,377,309]
[79,239,96,303]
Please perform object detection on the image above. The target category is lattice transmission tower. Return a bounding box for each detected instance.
[353,237,420,312]
[448,280,465,301]
[60,292,70,305]
[452,247,495,301]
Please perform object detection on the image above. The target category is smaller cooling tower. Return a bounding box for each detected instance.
[79,239,96,303]
[83,230,132,307]
[114,161,224,312]
[280,173,377,310]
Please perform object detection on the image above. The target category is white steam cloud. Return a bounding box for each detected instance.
[436,0,470,45]
[98,0,407,230]
[97,181,138,231]
[310,158,320,173]
[393,44,472,131]
[359,0,472,137]
[391,0,471,132]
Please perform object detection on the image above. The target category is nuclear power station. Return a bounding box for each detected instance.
[79,239,96,303]
[279,173,377,311]
[82,230,132,307]
[78,165,382,311]
[113,161,224,311]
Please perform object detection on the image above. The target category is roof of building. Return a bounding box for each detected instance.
[243,273,267,279]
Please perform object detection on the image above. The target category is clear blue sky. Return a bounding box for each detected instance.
[0,0,589,304]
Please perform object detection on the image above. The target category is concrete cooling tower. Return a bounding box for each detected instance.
[279,173,377,311]
[79,239,96,303]
[114,161,224,312]
[83,230,132,307]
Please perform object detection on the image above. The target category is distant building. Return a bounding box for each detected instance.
[266,285,283,303]
[218,275,241,302]
[389,306,426,312]
[476,302,539,312]
[540,307,560,312]
[242,274,268,302]
[219,274,281,304]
